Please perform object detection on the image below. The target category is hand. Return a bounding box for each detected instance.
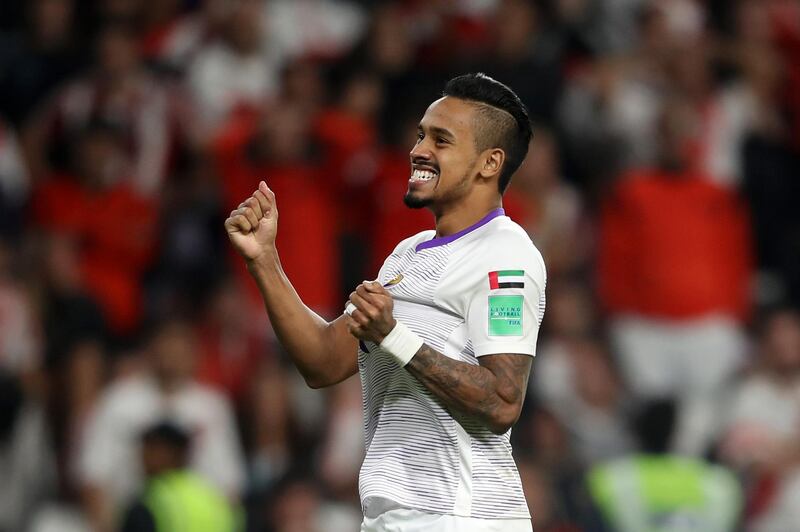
[224,181,278,262]
[346,281,396,343]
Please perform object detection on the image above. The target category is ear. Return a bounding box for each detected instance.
[477,148,505,182]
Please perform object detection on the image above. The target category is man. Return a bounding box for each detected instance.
[76,318,244,532]
[587,401,741,532]
[226,73,546,531]
[120,421,239,532]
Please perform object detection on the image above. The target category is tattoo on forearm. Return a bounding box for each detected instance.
[405,345,532,432]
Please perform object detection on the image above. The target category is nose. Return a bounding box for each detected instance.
[409,140,431,162]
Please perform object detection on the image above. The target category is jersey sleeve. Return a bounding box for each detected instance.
[464,233,546,358]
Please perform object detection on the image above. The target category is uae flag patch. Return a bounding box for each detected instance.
[488,270,524,290]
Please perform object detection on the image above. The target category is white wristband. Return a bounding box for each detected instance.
[380,321,423,367]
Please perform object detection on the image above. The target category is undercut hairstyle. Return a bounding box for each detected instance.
[443,73,532,194]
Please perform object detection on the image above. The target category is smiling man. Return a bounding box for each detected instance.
[225,73,546,531]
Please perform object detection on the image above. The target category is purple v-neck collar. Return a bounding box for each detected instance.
[415,208,505,252]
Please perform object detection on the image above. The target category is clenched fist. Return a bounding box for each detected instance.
[224,181,278,262]
[346,281,397,343]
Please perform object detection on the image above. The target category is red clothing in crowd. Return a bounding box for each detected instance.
[195,323,264,404]
[32,176,158,334]
[368,150,433,274]
[598,169,752,321]
[213,119,340,316]
[314,108,379,230]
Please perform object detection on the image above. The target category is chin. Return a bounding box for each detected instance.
[403,192,432,209]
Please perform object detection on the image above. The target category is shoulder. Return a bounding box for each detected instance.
[464,217,546,278]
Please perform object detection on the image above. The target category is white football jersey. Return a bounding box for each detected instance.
[356,208,546,519]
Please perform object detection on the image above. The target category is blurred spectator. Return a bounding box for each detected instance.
[598,99,752,455]
[266,0,366,62]
[0,240,56,532]
[32,121,158,336]
[505,129,590,277]
[735,35,800,307]
[23,21,180,194]
[195,280,267,406]
[559,0,708,191]
[532,279,633,466]
[75,318,245,532]
[213,99,340,316]
[318,376,363,501]
[119,421,239,532]
[187,0,282,135]
[479,0,563,126]
[587,400,742,532]
[720,307,800,531]
[0,240,41,379]
[247,357,293,495]
[279,59,326,116]
[261,472,361,532]
[314,68,384,288]
[140,0,230,74]
[0,0,83,127]
[146,154,228,318]
[534,334,636,465]
[0,371,57,532]
[0,117,29,241]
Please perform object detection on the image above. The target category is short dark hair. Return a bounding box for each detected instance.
[442,73,532,193]
[633,400,677,454]
[141,420,192,454]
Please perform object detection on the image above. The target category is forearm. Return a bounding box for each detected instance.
[405,345,525,434]
[248,252,355,387]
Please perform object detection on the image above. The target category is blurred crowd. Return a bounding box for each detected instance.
[0,0,799,531]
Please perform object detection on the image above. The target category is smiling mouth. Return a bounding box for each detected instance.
[409,168,438,183]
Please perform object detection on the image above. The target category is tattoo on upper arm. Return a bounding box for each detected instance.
[406,346,532,428]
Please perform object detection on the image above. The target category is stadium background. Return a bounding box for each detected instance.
[0,0,799,530]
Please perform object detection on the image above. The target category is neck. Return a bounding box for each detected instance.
[433,198,503,237]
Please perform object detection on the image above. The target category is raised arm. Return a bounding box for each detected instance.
[347,282,531,434]
[225,181,358,388]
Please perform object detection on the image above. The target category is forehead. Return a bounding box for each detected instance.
[419,96,477,139]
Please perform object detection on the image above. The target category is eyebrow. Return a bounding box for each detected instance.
[419,124,456,141]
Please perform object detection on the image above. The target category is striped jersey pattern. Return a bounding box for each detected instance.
[357,211,545,520]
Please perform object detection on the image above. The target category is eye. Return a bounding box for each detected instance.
[436,137,448,146]
[416,132,424,142]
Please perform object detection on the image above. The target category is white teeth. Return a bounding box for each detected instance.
[410,169,437,182]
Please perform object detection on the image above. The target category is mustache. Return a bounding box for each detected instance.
[411,160,439,172]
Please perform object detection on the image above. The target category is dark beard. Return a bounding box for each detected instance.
[403,192,432,209]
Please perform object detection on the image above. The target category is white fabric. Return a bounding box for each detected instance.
[0,404,56,531]
[188,42,280,131]
[361,507,532,532]
[75,374,245,509]
[724,374,800,531]
[356,212,546,520]
[266,0,366,60]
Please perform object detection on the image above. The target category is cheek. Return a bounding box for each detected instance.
[438,151,470,183]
